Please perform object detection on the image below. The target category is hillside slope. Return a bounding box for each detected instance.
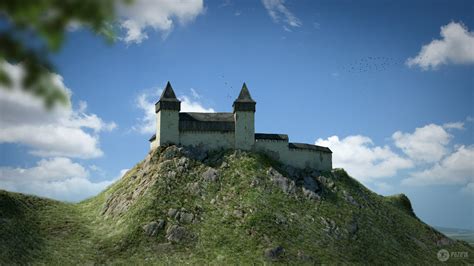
[1,145,473,264]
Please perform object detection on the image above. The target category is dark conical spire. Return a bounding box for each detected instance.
[233,82,256,112]
[155,81,181,113]
[160,81,178,100]
[234,83,255,103]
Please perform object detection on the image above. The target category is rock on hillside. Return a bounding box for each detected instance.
[0,145,473,264]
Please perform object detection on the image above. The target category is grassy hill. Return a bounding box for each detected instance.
[1,145,473,264]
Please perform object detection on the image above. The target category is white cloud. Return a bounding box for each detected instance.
[179,95,215,113]
[134,87,214,134]
[0,157,117,202]
[119,0,205,43]
[262,0,302,30]
[0,62,116,159]
[134,92,158,135]
[392,124,451,163]
[316,121,473,195]
[406,22,474,70]
[403,145,474,192]
[443,121,464,130]
[315,135,413,182]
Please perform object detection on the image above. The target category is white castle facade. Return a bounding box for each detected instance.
[149,82,332,171]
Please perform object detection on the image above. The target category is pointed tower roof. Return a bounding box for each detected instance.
[155,81,181,113]
[234,83,255,103]
[233,82,256,112]
[160,81,178,100]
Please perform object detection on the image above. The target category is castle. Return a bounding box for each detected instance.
[149,82,332,171]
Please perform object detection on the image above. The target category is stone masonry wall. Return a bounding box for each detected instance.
[254,139,332,171]
[179,131,235,150]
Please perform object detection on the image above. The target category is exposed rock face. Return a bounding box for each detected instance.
[267,167,295,194]
[143,220,165,236]
[168,208,195,224]
[168,208,178,218]
[202,168,219,182]
[303,176,319,192]
[101,167,159,217]
[317,175,335,190]
[182,146,208,161]
[177,157,189,168]
[162,146,181,160]
[179,212,194,224]
[186,182,201,196]
[320,217,343,239]
[302,187,320,200]
[302,176,321,200]
[166,225,190,243]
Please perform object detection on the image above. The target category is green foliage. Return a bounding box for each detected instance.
[0,147,473,264]
[384,193,417,218]
[0,0,129,108]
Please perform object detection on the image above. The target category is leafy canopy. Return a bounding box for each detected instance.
[0,0,129,108]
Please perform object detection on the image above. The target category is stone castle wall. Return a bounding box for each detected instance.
[151,132,332,171]
[180,131,235,150]
[254,139,332,171]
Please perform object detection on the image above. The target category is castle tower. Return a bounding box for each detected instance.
[155,82,180,146]
[233,83,256,150]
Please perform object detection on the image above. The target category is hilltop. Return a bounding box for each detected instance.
[1,145,473,264]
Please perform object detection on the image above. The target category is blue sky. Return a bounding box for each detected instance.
[0,0,473,230]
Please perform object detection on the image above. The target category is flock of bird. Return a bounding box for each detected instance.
[217,56,403,95]
[340,56,403,74]
[220,75,236,100]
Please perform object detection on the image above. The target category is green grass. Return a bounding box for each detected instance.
[1,146,473,264]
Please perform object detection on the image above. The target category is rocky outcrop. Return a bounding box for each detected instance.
[267,167,295,194]
[143,220,165,237]
[201,168,219,182]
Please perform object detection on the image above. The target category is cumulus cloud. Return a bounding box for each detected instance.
[443,121,464,130]
[406,22,474,70]
[315,135,413,182]
[134,86,214,134]
[262,0,302,30]
[119,0,205,43]
[0,62,116,159]
[316,120,473,195]
[0,157,119,202]
[403,145,474,193]
[392,124,452,163]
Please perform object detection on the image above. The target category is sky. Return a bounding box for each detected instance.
[0,0,473,230]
